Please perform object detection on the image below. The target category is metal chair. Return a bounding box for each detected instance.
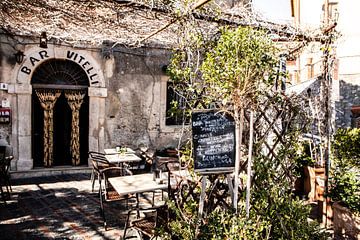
[99,166,134,230]
[0,146,13,203]
[123,160,186,239]
[88,151,116,192]
[123,204,169,239]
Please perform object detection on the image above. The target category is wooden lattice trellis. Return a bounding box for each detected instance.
[241,93,309,186]
[172,92,310,220]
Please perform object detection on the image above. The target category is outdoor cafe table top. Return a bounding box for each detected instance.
[104,148,141,164]
[108,173,168,196]
[104,148,135,155]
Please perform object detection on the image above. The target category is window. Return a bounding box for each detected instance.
[165,81,190,126]
[351,106,360,128]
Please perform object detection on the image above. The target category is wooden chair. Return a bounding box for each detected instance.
[0,146,13,203]
[88,151,116,192]
[99,166,134,230]
[123,160,188,239]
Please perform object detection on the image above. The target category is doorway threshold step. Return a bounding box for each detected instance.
[10,166,92,179]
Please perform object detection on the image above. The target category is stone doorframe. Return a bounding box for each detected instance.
[9,46,107,171]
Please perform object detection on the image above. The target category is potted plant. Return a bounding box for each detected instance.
[294,141,324,202]
[328,128,360,239]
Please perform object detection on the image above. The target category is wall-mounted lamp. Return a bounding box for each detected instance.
[14,50,25,64]
[39,32,47,48]
[101,46,113,59]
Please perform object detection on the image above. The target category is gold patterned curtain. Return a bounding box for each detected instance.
[35,89,61,167]
[65,90,85,166]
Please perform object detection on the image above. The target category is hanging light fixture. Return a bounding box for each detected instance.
[39,32,47,48]
[14,50,25,64]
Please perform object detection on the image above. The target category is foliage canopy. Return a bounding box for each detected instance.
[164,25,328,239]
[168,26,279,117]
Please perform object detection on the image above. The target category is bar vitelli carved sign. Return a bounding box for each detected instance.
[19,50,100,85]
[192,110,236,174]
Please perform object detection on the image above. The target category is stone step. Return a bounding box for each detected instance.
[10,166,92,179]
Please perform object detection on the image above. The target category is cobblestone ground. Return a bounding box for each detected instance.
[0,173,157,240]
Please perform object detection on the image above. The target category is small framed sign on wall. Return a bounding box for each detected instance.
[0,108,11,124]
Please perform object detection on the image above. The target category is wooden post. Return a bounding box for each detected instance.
[198,176,207,219]
[233,108,244,213]
[227,174,234,202]
[196,175,207,237]
[245,110,254,217]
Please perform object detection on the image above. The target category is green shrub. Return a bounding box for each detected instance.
[329,128,360,214]
[328,168,360,213]
[162,201,271,240]
[332,128,360,167]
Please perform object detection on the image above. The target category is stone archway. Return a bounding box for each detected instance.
[10,47,107,171]
[31,59,89,167]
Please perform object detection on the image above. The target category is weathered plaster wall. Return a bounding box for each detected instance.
[0,35,16,146]
[0,34,185,171]
[105,46,182,149]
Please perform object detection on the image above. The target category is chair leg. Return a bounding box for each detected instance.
[136,194,140,218]
[136,230,144,240]
[99,192,107,230]
[0,184,6,204]
[4,183,10,199]
[152,191,155,207]
[90,170,95,192]
[123,210,132,239]
[6,176,12,192]
[98,178,108,230]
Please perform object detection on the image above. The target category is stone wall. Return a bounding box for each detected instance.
[0,34,16,148]
[0,34,187,170]
[335,76,360,128]
[104,46,184,149]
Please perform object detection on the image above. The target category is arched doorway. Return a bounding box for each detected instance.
[31,59,89,167]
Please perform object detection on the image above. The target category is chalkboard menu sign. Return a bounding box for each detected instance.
[192,110,235,173]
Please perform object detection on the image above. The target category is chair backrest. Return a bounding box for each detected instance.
[88,151,112,174]
[0,146,7,174]
[0,146,13,178]
[152,157,190,201]
[100,166,133,200]
[153,156,179,172]
[101,166,132,180]
[0,146,6,161]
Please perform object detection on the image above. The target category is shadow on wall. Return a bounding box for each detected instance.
[335,80,360,128]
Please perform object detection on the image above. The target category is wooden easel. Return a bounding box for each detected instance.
[196,171,235,236]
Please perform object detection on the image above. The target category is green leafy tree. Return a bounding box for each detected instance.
[200,26,278,110]
[165,25,329,239]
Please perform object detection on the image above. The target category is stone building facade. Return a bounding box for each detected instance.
[334,0,360,128]
[0,34,184,171]
[287,0,360,130]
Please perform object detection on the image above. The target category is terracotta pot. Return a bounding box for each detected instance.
[332,202,360,239]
